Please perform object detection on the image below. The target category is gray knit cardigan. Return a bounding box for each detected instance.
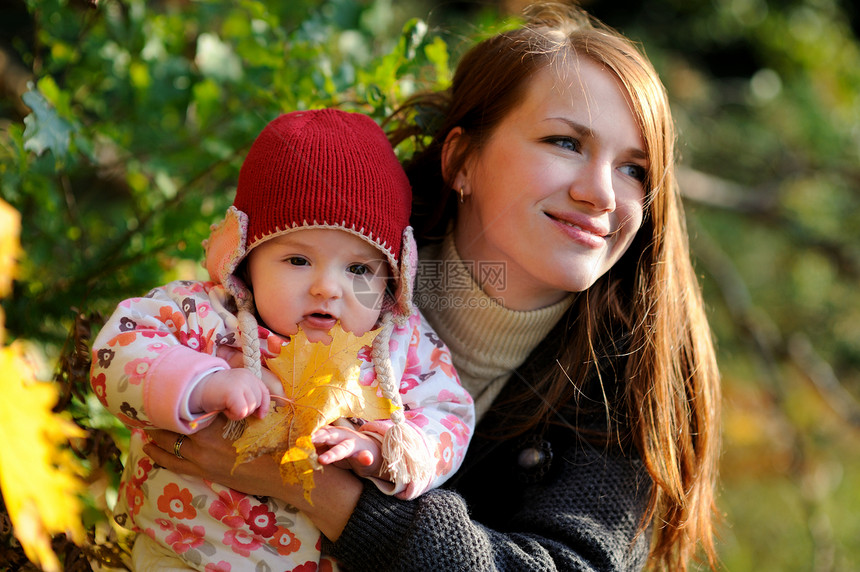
[324,346,653,571]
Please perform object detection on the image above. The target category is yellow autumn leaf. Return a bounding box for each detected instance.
[0,198,21,319]
[233,325,396,503]
[0,198,86,572]
[0,344,87,572]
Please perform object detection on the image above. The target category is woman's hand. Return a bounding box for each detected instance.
[144,415,364,540]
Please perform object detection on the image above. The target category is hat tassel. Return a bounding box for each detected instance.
[382,416,433,486]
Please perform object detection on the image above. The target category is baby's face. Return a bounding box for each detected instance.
[247,228,390,343]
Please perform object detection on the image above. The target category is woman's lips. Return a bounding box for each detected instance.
[545,212,607,247]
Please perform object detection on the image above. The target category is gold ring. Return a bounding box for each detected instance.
[173,434,188,459]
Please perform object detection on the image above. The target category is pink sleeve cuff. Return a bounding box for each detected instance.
[143,344,229,433]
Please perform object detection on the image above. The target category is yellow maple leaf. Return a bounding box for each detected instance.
[0,198,20,302]
[0,344,87,572]
[0,197,86,571]
[233,325,395,503]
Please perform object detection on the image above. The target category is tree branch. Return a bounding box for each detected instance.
[788,333,860,429]
[0,46,33,117]
[679,167,860,279]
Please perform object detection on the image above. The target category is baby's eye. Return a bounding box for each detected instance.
[544,136,580,152]
[619,164,647,183]
[347,263,370,276]
[287,256,309,266]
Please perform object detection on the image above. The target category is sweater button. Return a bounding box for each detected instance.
[517,447,546,469]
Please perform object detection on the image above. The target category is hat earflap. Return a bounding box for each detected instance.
[203,206,262,439]
[204,206,249,288]
[392,226,417,326]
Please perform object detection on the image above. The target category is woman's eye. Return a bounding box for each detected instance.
[287,256,309,266]
[620,164,647,182]
[545,136,579,152]
[347,263,370,276]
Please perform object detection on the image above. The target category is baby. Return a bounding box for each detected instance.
[91,109,474,570]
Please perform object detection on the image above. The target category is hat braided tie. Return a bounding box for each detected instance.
[372,313,434,486]
[221,297,263,440]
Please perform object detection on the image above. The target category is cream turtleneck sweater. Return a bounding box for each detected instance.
[416,234,573,421]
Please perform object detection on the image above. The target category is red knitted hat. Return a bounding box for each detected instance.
[203,109,416,315]
[235,109,411,263]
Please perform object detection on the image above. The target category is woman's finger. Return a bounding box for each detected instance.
[145,428,183,456]
[143,429,198,471]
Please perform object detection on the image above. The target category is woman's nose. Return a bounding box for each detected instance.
[309,269,342,299]
[570,160,616,212]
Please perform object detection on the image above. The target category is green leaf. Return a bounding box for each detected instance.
[425,36,450,88]
[401,18,427,61]
[21,87,74,166]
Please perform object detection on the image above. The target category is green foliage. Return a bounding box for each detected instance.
[1,0,448,350]
[0,0,449,567]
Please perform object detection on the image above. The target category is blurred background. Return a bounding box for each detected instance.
[1,0,858,570]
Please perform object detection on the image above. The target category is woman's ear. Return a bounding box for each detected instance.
[441,127,469,190]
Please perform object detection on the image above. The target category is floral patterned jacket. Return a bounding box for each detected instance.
[90,279,474,571]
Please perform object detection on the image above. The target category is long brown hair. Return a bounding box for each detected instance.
[388,3,721,570]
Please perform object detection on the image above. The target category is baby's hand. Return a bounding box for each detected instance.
[215,345,286,400]
[312,425,385,480]
[191,368,271,420]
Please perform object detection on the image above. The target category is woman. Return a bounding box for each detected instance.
[144,3,721,570]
